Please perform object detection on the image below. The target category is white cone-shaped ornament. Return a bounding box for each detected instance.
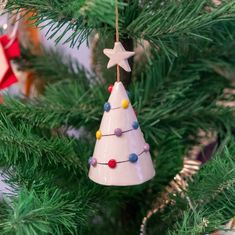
[89,82,155,186]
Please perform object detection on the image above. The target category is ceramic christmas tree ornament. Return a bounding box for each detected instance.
[89,82,155,186]
[88,0,155,186]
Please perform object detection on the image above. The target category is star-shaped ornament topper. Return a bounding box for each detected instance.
[103,42,135,72]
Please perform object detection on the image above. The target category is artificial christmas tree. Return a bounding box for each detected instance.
[0,0,235,235]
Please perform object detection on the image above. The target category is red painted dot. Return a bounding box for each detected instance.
[108,159,117,168]
[108,84,113,93]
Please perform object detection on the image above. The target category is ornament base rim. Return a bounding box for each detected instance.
[88,170,155,186]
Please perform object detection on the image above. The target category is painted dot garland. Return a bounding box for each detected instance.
[92,97,150,168]
[103,99,132,111]
[94,93,140,168]
[89,144,150,168]
[95,120,139,139]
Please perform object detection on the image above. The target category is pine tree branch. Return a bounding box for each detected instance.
[2,66,235,146]
[7,0,125,47]
[166,139,235,235]
[7,0,235,54]
[0,186,94,235]
[0,80,105,129]
[19,47,94,83]
[0,114,82,170]
[128,1,235,56]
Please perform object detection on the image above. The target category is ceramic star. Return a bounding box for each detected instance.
[103,42,135,72]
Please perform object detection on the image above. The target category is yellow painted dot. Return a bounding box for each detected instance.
[121,99,129,109]
[96,130,102,140]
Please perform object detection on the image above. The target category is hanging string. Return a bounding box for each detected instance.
[115,0,120,82]
[115,0,119,42]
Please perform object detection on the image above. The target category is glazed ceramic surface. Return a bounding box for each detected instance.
[89,82,155,186]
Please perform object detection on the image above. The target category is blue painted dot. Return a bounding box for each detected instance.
[132,121,139,130]
[104,102,111,112]
[129,153,138,163]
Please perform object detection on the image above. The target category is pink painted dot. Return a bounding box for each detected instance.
[144,143,150,152]
[89,157,97,167]
[114,128,122,137]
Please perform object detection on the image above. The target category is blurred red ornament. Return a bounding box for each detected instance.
[0,35,20,90]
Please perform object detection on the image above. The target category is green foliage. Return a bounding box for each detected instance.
[3,0,235,234]
[1,80,105,129]
[20,47,93,83]
[7,0,235,54]
[166,139,235,235]
[128,0,235,56]
[0,187,91,235]
[0,113,81,170]
[7,0,123,47]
